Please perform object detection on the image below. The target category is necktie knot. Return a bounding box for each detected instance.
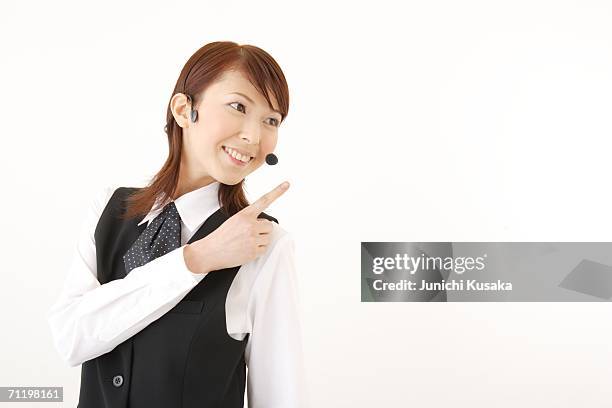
[161,201,178,216]
[123,201,182,274]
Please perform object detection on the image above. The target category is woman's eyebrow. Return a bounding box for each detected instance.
[229,92,282,116]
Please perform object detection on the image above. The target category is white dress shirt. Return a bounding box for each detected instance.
[46,181,307,407]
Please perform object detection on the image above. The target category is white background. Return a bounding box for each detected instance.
[2,0,612,407]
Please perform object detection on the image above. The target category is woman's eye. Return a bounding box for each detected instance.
[229,102,246,113]
[230,102,280,127]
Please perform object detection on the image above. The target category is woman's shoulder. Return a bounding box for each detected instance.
[91,183,147,206]
[87,183,144,223]
[269,221,293,249]
[88,184,123,217]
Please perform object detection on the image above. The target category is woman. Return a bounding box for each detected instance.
[46,41,307,408]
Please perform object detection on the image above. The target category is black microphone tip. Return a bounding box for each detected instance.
[265,153,278,165]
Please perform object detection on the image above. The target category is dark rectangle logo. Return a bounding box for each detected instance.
[361,242,612,301]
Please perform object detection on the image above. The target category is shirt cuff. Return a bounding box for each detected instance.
[179,244,208,282]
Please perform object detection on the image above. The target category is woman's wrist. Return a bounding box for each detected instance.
[184,244,203,274]
[183,242,214,274]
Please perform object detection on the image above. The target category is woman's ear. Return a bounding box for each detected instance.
[170,93,192,128]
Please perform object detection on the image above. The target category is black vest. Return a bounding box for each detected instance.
[77,187,278,408]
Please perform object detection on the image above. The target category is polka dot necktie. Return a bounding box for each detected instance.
[123,201,182,274]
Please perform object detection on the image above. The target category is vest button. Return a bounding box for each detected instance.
[112,375,124,387]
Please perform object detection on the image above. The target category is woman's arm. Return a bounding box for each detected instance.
[245,229,309,407]
[46,185,206,367]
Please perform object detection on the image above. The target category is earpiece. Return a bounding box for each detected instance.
[186,94,198,123]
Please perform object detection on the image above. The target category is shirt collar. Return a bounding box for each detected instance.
[137,181,221,234]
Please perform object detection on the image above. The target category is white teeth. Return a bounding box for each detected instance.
[223,146,252,163]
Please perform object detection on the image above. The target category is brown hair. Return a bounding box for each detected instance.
[120,41,289,221]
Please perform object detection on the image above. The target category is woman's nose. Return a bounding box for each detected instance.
[240,123,262,145]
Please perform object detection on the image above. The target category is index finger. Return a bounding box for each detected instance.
[241,181,290,216]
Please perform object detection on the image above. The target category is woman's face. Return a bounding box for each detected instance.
[171,69,282,187]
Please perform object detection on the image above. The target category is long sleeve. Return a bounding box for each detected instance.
[244,232,309,408]
[46,186,207,367]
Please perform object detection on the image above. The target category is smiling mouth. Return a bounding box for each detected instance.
[222,145,254,166]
